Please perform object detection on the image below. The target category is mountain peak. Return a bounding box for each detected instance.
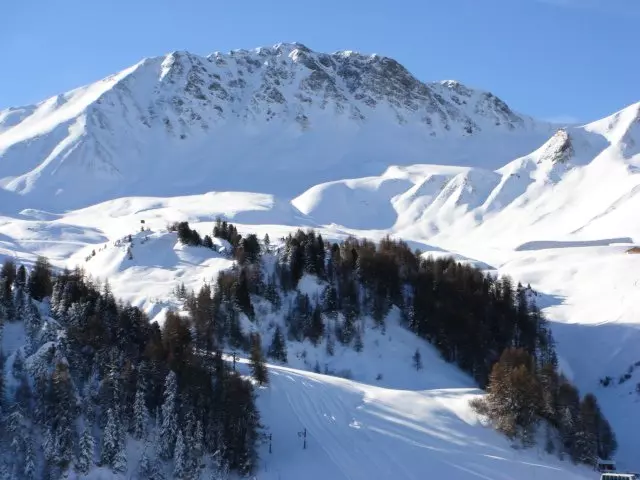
[0,43,557,209]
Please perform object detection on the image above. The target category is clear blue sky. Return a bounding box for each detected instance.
[1,0,638,122]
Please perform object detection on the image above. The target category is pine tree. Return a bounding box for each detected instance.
[233,270,254,319]
[137,441,163,480]
[471,349,542,445]
[267,325,287,363]
[412,349,422,370]
[23,439,37,480]
[101,408,119,467]
[580,393,617,462]
[557,380,582,461]
[203,235,214,249]
[250,333,268,385]
[27,256,53,301]
[264,276,280,310]
[174,429,188,479]
[158,370,178,459]
[24,300,43,353]
[322,285,338,318]
[137,447,151,479]
[113,441,128,474]
[76,426,94,474]
[308,305,325,345]
[239,234,261,264]
[325,331,335,357]
[133,379,149,440]
[192,420,204,473]
[6,410,27,474]
[16,265,26,289]
[353,328,364,353]
[47,361,76,472]
[598,412,618,461]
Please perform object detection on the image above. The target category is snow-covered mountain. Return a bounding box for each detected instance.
[0,42,557,211]
[293,101,640,245]
[1,42,640,477]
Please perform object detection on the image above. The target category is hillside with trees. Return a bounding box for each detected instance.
[0,219,617,478]
[0,256,260,479]
[175,221,616,467]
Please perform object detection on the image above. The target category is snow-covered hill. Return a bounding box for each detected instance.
[0,43,557,211]
[1,42,640,476]
[244,349,596,480]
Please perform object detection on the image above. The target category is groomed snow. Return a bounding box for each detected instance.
[237,354,595,480]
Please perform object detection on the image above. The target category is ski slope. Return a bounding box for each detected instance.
[237,358,596,480]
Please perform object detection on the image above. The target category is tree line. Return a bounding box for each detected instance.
[0,256,261,479]
[472,348,616,464]
[169,218,261,265]
[176,224,616,466]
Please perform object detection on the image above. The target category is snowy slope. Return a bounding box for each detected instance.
[213,305,597,480]
[1,42,640,475]
[255,370,594,480]
[237,344,596,480]
[290,102,640,250]
[0,43,557,211]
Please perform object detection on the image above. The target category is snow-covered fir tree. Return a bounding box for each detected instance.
[133,377,150,440]
[23,439,37,480]
[267,324,287,363]
[173,429,188,479]
[76,426,94,474]
[158,370,178,459]
[100,408,119,467]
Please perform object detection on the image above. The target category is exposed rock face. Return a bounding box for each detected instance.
[538,129,574,165]
[142,42,532,134]
[0,42,551,209]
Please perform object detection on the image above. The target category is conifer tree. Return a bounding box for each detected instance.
[264,276,281,310]
[23,439,37,480]
[580,393,617,462]
[192,420,204,473]
[133,379,149,440]
[250,333,268,385]
[174,429,188,479]
[24,300,43,353]
[308,305,325,346]
[16,264,26,289]
[27,256,53,301]
[353,328,364,353]
[47,362,76,472]
[471,349,542,445]
[412,349,422,370]
[325,331,335,357]
[322,285,338,318]
[137,441,162,480]
[113,441,128,474]
[137,447,151,479]
[76,426,94,474]
[159,370,178,459]
[101,408,119,467]
[267,325,287,363]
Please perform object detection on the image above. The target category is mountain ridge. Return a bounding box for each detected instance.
[0,42,560,211]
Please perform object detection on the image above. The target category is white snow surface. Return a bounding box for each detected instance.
[1,43,640,476]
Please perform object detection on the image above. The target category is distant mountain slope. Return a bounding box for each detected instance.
[294,102,640,246]
[0,43,556,211]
